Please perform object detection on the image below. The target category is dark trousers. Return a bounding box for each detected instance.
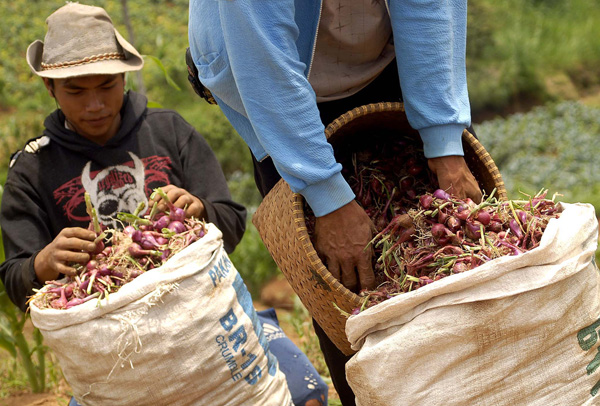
[251,61,403,406]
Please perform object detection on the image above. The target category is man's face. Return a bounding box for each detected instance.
[45,74,125,145]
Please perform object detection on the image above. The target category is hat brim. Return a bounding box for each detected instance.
[26,29,144,79]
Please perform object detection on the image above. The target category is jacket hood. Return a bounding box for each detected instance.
[43,90,148,151]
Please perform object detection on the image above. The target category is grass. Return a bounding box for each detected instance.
[0,322,69,401]
[467,0,600,114]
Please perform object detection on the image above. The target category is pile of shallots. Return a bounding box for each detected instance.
[31,188,206,310]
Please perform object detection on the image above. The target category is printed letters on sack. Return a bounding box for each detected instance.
[578,317,600,396]
[218,308,262,385]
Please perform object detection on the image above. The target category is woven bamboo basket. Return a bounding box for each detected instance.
[252,102,507,355]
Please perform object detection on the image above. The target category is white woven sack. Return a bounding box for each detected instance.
[345,203,600,406]
[30,223,293,406]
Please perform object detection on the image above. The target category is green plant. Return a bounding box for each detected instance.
[0,282,48,393]
[284,296,329,377]
[229,221,280,297]
[478,101,600,211]
[467,0,600,115]
[478,101,600,263]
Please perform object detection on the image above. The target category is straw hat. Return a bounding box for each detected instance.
[26,2,144,79]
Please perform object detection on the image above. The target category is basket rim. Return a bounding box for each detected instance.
[289,101,506,307]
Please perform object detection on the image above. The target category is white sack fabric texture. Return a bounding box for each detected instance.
[345,203,600,406]
[30,224,293,406]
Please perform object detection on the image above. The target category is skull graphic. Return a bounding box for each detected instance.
[81,152,148,228]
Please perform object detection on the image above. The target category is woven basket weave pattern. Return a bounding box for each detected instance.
[253,102,506,355]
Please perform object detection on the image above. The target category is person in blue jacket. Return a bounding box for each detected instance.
[188,1,482,404]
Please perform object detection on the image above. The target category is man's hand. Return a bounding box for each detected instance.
[148,184,206,219]
[34,227,97,283]
[313,200,375,292]
[428,155,483,203]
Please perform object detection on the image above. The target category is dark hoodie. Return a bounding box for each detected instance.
[0,91,246,311]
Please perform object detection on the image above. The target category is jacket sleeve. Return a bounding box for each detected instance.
[389,0,471,159]
[178,127,247,254]
[0,179,50,312]
[188,0,355,217]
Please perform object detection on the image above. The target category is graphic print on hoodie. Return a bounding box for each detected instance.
[52,152,170,229]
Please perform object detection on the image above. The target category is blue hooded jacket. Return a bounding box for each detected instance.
[188,0,470,217]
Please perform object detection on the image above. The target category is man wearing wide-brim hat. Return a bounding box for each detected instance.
[26,2,144,145]
[1,0,246,372]
[0,3,328,406]
[3,0,247,318]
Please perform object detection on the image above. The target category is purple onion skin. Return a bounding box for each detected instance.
[167,221,186,234]
[123,226,142,242]
[517,210,528,226]
[92,240,105,256]
[131,230,142,243]
[437,210,448,225]
[51,288,68,309]
[476,210,491,226]
[160,249,172,261]
[465,221,482,240]
[456,205,470,221]
[419,276,434,287]
[509,219,524,239]
[153,215,171,231]
[111,269,125,279]
[65,298,85,309]
[431,223,447,241]
[128,243,149,258]
[123,225,136,237]
[488,221,503,233]
[169,207,186,222]
[141,235,160,250]
[446,216,462,232]
[86,260,98,272]
[453,262,469,273]
[79,279,90,292]
[433,189,451,201]
[420,194,434,209]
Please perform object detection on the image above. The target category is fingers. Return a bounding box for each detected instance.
[148,185,204,218]
[55,249,92,265]
[35,234,92,283]
[428,156,483,203]
[147,184,176,212]
[53,262,82,277]
[60,227,97,242]
[339,260,359,292]
[356,249,375,290]
[313,201,375,292]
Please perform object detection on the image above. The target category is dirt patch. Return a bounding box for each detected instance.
[0,392,70,406]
